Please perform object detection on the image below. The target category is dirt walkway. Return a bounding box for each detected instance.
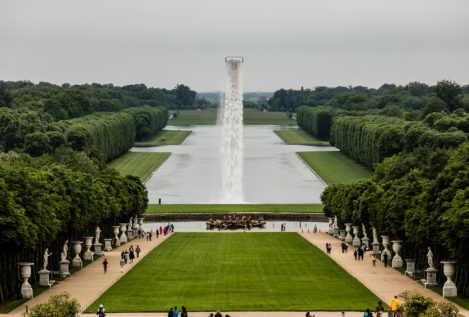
[299,231,469,316]
[4,233,172,317]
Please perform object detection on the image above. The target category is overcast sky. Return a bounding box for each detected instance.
[1,0,468,92]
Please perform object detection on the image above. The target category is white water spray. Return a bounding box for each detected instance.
[220,57,244,202]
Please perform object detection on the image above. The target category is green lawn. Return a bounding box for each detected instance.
[168,108,296,125]
[298,151,373,184]
[146,204,323,213]
[134,130,192,147]
[108,152,170,182]
[274,130,330,146]
[86,233,381,312]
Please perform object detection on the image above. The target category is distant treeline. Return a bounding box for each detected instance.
[0,149,148,304]
[269,80,469,113]
[0,81,198,113]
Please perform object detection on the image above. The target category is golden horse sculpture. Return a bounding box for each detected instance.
[206,213,266,230]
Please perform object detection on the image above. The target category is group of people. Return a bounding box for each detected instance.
[340,242,349,253]
[119,245,141,272]
[168,306,188,317]
[280,223,287,231]
[353,247,365,260]
[325,243,332,254]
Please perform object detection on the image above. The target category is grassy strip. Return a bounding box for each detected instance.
[274,130,330,146]
[146,204,323,213]
[108,152,170,182]
[134,130,191,147]
[167,108,296,125]
[86,232,382,312]
[298,151,373,185]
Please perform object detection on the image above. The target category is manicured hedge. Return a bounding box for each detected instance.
[330,115,467,169]
[123,106,168,141]
[297,106,333,139]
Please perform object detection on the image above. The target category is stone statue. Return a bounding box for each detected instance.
[43,248,52,270]
[372,227,377,243]
[128,217,133,231]
[362,224,367,238]
[427,247,434,268]
[95,226,101,243]
[61,240,68,261]
[334,216,338,228]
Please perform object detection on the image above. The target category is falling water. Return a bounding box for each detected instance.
[220,57,244,202]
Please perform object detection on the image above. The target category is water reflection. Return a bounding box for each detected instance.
[142,220,328,232]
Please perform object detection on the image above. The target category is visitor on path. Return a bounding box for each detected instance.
[159,198,162,205]
[146,232,149,241]
[375,301,385,317]
[129,249,135,264]
[150,231,153,241]
[358,247,364,260]
[96,304,106,317]
[120,258,125,273]
[174,306,180,317]
[181,306,188,317]
[383,253,388,267]
[168,307,173,317]
[214,311,222,317]
[136,245,141,258]
[121,250,125,259]
[326,243,331,254]
[160,226,163,235]
[390,296,400,316]
[305,312,315,317]
[156,229,159,238]
[372,254,377,266]
[354,249,358,260]
[314,225,317,233]
[124,250,128,264]
[171,224,174,232]
[102,258,108,273]
[364,308,373,317]
[341,312,346,317]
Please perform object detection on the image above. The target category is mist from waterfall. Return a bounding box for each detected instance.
[220,57,244,203]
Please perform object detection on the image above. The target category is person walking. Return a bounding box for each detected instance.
[181,306,188,317]
[375,301,385,317]
[168,308,173,317]
[97,304,106,317]
[214,311,222,317]
[146,232,149,241]
[174,306,180,317]
[136,245,141,258]
[383,253,388,267]
[102,258,108,274]
[354,249,358,260]
[129,249,135,264]
[120,257,125,273]
[390,296,400,316]
[372,254,377,267]
[156,229,159,238]
[124,250,128,264]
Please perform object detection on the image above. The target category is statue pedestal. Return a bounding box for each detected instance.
[119,223,128,243]
[38,269,55,287]
[405,259,415,277]
[60,260,70,277]
[339,230,346,241]
[83,250,93,261]
[372,242,380,255]
[133,228,138,237]
[104,239,113,251]
[94,243,104,256]
[391,240,403,268]
[333,227,339,238]
[362,237,369,249]
[353,237,361,247]
[424,267,438,287]
[127,229,134,240]
[72,256,82,269]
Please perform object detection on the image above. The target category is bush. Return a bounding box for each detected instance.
[22,293,80,317]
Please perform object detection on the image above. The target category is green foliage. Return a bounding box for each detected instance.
[122,106,168,141]
[22,293,80,317]
[0,150,148,304]
[398,292,463,317]
[434,80,464,112]
[297,106,333,139]
[330,115,468,168]
[322,143,469,296]
[44,89,92,120]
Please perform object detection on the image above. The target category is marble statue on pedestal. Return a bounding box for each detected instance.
[95,226,101,243]
[427,247,434,269]
[372,227,377,243]
[362,224,367,238]
[43,248,52,271]
[61,240,68,261]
